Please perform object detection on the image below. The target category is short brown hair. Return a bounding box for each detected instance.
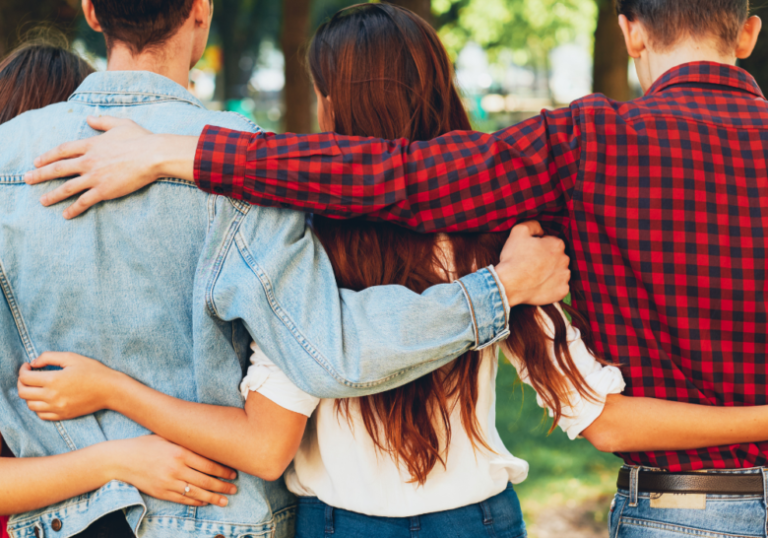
[616,0,750,54]
[90,0,196,54]
[0,34,94,125]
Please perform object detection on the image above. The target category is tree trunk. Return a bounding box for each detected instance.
[0,0,79,58]
[281,0,313,134]
[383,0,432,25]
[592,0,631,101]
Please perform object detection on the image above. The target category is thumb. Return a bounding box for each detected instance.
[30,352,70,370]
[86,115,128,132]
[514,220,544,238]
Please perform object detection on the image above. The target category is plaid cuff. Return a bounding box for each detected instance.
[194,125,252,201]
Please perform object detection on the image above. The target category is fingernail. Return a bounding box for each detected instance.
[230,486,237,494]
[40,195,49,206]
[219,498,228,507]
[24,172,33,183]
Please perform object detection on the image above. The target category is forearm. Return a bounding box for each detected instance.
[193,109,576,232]
[583,394,768,453]
[107,376,295,479]
[0,444,112,515]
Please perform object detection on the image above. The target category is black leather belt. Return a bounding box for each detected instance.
[618,468,764,495]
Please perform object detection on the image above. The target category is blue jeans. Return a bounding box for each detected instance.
[295,484,527,538]
[610,466,768,538]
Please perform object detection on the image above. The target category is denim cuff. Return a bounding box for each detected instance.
[455,267,510,350]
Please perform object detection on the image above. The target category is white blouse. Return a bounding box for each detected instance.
[241,308,624,518]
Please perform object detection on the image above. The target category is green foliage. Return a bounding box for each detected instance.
[434,0,598,67]
[495,357,620,524]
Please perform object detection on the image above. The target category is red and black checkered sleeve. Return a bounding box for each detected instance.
[194,106,582,233]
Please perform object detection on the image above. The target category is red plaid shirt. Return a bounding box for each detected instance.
[196,62,768,472]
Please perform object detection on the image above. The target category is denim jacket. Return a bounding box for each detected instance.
[0,71,510,538]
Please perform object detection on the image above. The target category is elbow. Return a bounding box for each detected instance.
[581,422,624,453]
[241,454,293,483]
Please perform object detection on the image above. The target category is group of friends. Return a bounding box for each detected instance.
[1,0,768,537]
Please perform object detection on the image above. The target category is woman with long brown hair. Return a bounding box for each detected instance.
[26,3,768,537]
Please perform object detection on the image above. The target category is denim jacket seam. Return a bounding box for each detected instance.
[0,257,78,451]
[69,93,205,109]
[460,269,510,350]
[8,482,146,527]
[205,210,247,319]
[454,280,480,348]
[486,265,509,328]
[231,232,452,390]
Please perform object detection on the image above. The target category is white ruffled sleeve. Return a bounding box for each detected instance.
[506,305,625,440]
[240,342,321,417]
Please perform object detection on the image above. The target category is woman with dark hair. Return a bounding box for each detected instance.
[0,39,242,538]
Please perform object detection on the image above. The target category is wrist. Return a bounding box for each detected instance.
[494,261,526,307]
[155,134,197,182]
[92,441,124,484]
[102,371,130,412]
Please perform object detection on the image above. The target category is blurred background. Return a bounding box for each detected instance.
[3,1,768,536]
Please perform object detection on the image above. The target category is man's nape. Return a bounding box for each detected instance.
[81,0,212,88]
[617,11,762,92]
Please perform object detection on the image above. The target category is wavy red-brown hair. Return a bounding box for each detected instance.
[309,3,604,485]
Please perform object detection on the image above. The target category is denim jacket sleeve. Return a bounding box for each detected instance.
[208,201,510,399]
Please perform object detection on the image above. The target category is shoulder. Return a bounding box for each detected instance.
[0,102,83,178]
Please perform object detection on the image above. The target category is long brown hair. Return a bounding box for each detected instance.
[0,31,94,126]
[309,3,603,485]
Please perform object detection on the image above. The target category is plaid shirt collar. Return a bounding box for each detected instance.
[647,61,765,99]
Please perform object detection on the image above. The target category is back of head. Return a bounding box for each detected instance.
[616,0,750,54]
[90,0,195,54]
[0,32,94,125]
[308,2,471,141]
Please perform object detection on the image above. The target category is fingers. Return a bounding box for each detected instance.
[17,378,47,401]
[512,220,545,238]
[164,492,208,508]
[29,352,70,370]
[18,365,56,388]
[32,140,91,170]
[185,451,237,481]
[63,189,105,220]
[86,115,133,133]
[180,472,235,507]
[38,175,95,207]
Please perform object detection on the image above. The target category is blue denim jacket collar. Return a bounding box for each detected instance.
[69,70,206,108]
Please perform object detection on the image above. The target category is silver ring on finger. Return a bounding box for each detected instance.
[182,483,191,497]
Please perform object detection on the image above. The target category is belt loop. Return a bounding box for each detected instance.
[324,505,335,536]
[629,467,640,508]
[409,516,421,538]
[480,500,494,525]
[762,468,768,536]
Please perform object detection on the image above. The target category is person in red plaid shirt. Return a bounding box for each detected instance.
[26,0,768,536]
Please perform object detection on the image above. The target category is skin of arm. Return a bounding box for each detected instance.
[0,434,236,516]
[581,393,768,454]
[17,354,308,482]
[19,351,768,460]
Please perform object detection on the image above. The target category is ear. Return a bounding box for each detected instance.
[192,0,213,28]
[82,0,103,33]
[618,14,646,59]
[736,16,762,59]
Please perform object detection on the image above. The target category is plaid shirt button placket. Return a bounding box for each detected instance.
[196,62,768,472]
